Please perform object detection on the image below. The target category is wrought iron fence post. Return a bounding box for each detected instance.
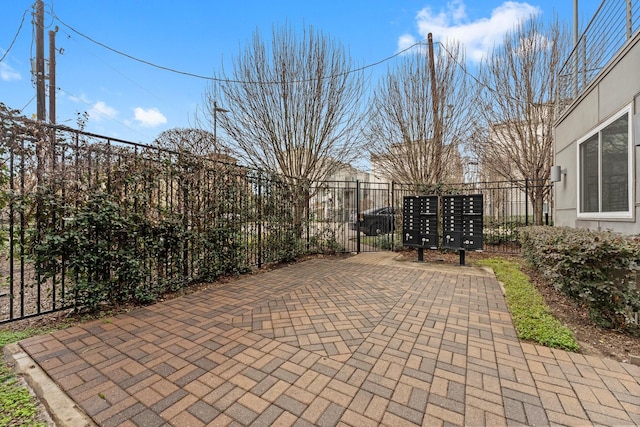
[182,161,189,280]
[8,140,14,321]
[306,182,310,253]
[525,178,529,226]
[19,137,26,318]
[356,180,360,254]
[257,174,262,269]
[391,181,395,250]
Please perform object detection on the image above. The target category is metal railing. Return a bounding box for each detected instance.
[0,120,311,323]
[558,0,640,116]
[0,117,552,323]
[311,179,552,254]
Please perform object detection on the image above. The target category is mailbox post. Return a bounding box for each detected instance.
[403,194,483,265]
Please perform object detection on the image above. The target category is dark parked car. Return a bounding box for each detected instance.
[350,207,396,236]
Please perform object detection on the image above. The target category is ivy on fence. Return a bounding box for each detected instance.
[1,105,331,315]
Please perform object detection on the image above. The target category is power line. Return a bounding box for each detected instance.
[49,9,430,85]
[435,40,532,106]
[57,26,166,102]
[56,87,152,140]
[20,95,36,113]
[46,4,515,99]
[0,8,29,63]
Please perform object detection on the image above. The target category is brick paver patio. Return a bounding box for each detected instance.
[14,252,640,426]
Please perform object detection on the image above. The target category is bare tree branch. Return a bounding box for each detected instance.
[470,15,570,224]
[366,39,470,191]
[205,24,367,186]
[153,127,219,156]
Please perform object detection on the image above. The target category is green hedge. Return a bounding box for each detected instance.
[520,226,640,330]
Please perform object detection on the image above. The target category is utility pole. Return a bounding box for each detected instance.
[48,27,57,125]
[35,0,46,122]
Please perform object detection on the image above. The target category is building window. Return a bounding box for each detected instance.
[578,105,632,218]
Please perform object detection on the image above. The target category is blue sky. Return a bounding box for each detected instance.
[1,0,602,144]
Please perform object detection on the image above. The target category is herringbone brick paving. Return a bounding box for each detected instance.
[17,252,640,426]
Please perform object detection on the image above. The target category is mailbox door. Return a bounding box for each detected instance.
[403,196,438,248]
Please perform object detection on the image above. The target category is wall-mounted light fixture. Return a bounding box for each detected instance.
[550,165,567,182]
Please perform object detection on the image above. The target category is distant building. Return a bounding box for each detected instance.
[369,140,463,187]
[310,162,372,222]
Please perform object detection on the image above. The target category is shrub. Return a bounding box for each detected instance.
[192,224,250,282]
[32,192,159,311]
[520,226,640,330]
[373,234,403,251]
[309,227,346,254]
[261,227,304,264]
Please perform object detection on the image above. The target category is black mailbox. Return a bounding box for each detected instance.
[442,194,483,250]
[402,196,438,249]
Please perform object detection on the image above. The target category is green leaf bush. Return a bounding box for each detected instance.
[33,192,173,311]
[520,226,640,331]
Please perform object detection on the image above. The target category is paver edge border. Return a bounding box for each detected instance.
[4,342,96,427]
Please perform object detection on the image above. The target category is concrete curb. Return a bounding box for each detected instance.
[4,343,96,427]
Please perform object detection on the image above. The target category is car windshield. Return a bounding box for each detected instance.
[364,207,393,214]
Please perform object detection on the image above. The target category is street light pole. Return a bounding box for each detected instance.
[213,101,230,147]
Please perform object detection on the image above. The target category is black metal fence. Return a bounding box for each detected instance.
[0,121,323,323]
[0,118,552,323]
[309,179,552,254]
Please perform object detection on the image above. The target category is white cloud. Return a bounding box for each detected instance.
[398,1,541,62]
[133,107,167,127]
[90,101,119,122]
[0,62,21,81]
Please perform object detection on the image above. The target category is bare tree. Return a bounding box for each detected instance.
[204,24,366,236]
[472,15,569,224]
[206,24,366,184]
[366,37,470,192]
[153,127,218,156]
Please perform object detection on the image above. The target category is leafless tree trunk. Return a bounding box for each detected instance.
[366,38,470,192]
[471,16,569,225]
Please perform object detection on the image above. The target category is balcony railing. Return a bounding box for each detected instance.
[557,0,639,116]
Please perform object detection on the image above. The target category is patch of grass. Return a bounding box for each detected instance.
[0,363,45,427]
[477,258,580,352]
[0,329,47,349]
[1,328,56,427]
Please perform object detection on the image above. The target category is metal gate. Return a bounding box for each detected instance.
[310,179,552,254]
[309,181,395,253]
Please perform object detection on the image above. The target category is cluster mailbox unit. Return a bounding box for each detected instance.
[402,194,483,265]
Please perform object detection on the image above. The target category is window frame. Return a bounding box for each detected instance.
[576,104,634,219]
